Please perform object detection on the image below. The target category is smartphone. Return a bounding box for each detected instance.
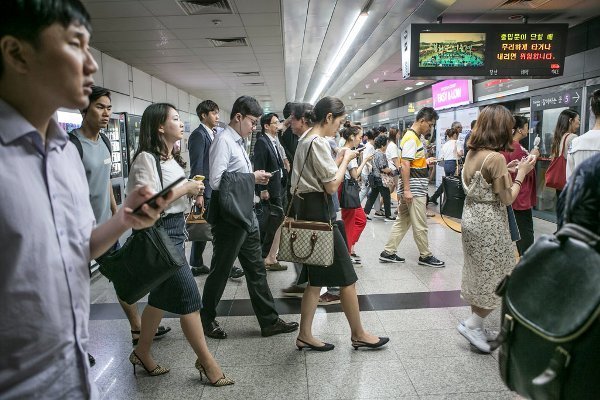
[357,147,366,152]
[131,176,185,215]
[269,170,279,175]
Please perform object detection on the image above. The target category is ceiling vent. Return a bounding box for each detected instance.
[177,0,233,15]
[363,92,375,95]
[243,82,265,86]
[497,0,551,9]
[208,37,248,47]
[382,79,399,82]
[234,71,260,77]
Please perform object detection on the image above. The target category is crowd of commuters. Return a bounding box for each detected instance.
[2,0,600,398]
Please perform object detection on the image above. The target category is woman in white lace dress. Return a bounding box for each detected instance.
[458,105,536,353]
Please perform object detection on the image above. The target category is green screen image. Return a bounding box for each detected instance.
[418,32,486,68]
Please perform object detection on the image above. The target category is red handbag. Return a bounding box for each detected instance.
[545,134,570,190]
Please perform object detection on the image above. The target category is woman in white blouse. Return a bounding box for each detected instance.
[429,128,459,205]
[126,103,233,386]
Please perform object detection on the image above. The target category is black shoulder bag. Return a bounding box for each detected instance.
[98,154,187,304]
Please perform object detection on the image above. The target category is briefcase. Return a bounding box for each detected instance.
[440,176,465,219]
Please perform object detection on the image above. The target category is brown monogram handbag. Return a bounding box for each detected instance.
[277,139,334,266]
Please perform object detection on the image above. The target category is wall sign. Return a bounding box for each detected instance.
[530,88,583,111]
[432,80,473,110]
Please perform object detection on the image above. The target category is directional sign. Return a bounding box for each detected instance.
[531,88,583,111]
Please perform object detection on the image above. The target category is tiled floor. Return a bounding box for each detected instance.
[88,200,555,399]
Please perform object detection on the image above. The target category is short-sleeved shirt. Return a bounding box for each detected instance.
[345,158,359,179]
[385,141,399,169]
[372,150,388,179]
[566,130,600,179]
[501,141,536,210]
[72,129,112,224]
[463,150,512,194]
[0,100,97,398]
[127,152,188,214]
[291,134,338,193]
[398,129,428,197]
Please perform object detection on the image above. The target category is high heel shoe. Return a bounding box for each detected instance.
[194,360,234,387]
[129,351,170,376]
[296,338,335,352]
[351,337,390,350]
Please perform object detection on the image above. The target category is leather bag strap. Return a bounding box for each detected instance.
[284,137,332,224]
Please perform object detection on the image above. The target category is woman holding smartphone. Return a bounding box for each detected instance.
[126,103,233,386]
[291,96,388,352]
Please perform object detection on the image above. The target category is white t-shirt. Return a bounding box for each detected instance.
[345,158,358,179]
[127,151,189,214]
[440,139,458,161]
[566,129,600,179]
[385,141,399,169]
[362,142,375,175]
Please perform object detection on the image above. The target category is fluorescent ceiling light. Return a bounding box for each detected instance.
[309,11,369,104]
[375,99,382,103]
[357,108,363,111]
[371,102,377,105]
[415,81,425,86]
[405,87,413,91]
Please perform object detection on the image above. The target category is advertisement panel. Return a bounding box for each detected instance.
[432,80,473,110]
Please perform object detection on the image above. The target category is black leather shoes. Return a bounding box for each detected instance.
[261,318,299,337]
[191,265,210,276]
[203,320,227,339]
[229,266,244,279]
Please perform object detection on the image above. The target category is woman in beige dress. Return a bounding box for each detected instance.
[458,105,535,353]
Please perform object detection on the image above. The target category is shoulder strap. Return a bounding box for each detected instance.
[479,152,495,172]
[558,133,571,157]
[68,132,84,159]
[556,223,600,251]
[99,132,112,155]
[151,153,164,189]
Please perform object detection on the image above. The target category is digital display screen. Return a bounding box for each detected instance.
[402,24,568,79]
[418,33,486,68]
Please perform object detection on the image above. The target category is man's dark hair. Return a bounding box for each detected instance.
[374,134,389,149]
[81,85,110,114]
[416,107,439,122]
[230,96,263,120]
[366,129,378,141]
[260,112,279,135]
[378,125,387,133]
[0,0,92,78]
[591,89,600,118]
[291,102,314,126]
[196,100,219,121]
[283,102,295,119]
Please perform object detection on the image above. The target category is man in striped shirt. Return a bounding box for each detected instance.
[379,107,445,268]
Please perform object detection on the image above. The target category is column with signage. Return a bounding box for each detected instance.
[530,87,583,222]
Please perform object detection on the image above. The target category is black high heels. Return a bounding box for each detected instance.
[351,337,389,350]
[296,337,335,352]
[129,351,170,376]
[194,360,234,387]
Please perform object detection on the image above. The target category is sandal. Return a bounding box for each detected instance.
[131,325,172,346]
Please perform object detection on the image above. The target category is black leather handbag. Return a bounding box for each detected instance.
[440,176,465,219]
[98,153,187,304]
[339,178,361,209]
[98,221,187,304]
[493,222,600,399]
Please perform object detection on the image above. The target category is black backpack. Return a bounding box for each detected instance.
[493,170,600,399]
[68,130,111,159]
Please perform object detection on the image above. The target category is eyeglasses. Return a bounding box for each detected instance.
[244,116,258,127]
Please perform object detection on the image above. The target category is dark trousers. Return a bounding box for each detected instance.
[514,208,534,256]
[190,198,210,267]
[200,217,278,328]
[260,197,284,258]
[431,160,457,201]
[364,185,391,217]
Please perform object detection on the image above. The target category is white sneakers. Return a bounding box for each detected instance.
[457,322,494,353]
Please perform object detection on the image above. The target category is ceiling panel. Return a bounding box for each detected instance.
[170,27,246,39]
[91,17,165,31]
[240,13,281,26]
[141,0,188,16]
[90,29,176,43]
[92,40,187,51]
[84,1,151,18]
[234,0,281,14]
[158,15,243,29]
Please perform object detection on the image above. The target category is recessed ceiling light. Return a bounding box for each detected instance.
[415,81,425,86]
[357,108,363,111]
[371,102,377,105]
[376,99,382,103]
[405,87,413,90]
